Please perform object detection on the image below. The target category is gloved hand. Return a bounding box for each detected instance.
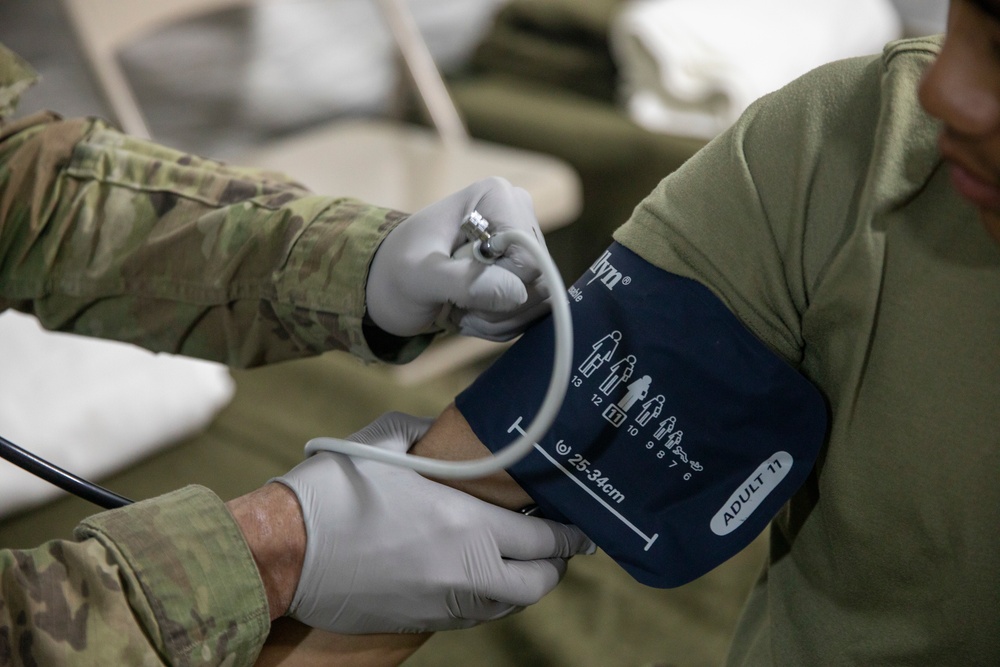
[365,177,552,341]
[274,412,595,634]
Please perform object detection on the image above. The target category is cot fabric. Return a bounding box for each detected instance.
[468,0,624,103]
[617,36,1000,664]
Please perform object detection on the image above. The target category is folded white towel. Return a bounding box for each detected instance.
[0,311,235,518]
[610,0,903,139]
[241,0,508,131]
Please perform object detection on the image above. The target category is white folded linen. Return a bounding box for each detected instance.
[0,311,235,518]
[610,0,902,139]
[242,0,508,131]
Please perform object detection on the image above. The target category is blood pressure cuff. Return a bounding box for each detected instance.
[455,243,828,588]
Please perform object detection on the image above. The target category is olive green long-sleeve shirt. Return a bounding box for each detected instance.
[616,37,1000,664]
[0,42,419,665]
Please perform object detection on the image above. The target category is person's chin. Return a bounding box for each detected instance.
[947,163,1000,244]
[950,162,1000,210]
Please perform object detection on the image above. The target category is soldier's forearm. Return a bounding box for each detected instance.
[227,483,307,621]
[0,113,407,367]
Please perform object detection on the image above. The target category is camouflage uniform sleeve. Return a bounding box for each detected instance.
[0,89,430,366]
[0,486,270,666]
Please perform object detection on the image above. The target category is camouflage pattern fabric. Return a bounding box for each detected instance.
[0,41,423,665]
[0,41,422,367]
[2,486,269,666]
[0,44,35,120]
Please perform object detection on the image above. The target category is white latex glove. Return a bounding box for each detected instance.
[274,412,595,634]
[365,177,552,341]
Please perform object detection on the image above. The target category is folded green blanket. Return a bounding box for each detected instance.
[469,0,626,102]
